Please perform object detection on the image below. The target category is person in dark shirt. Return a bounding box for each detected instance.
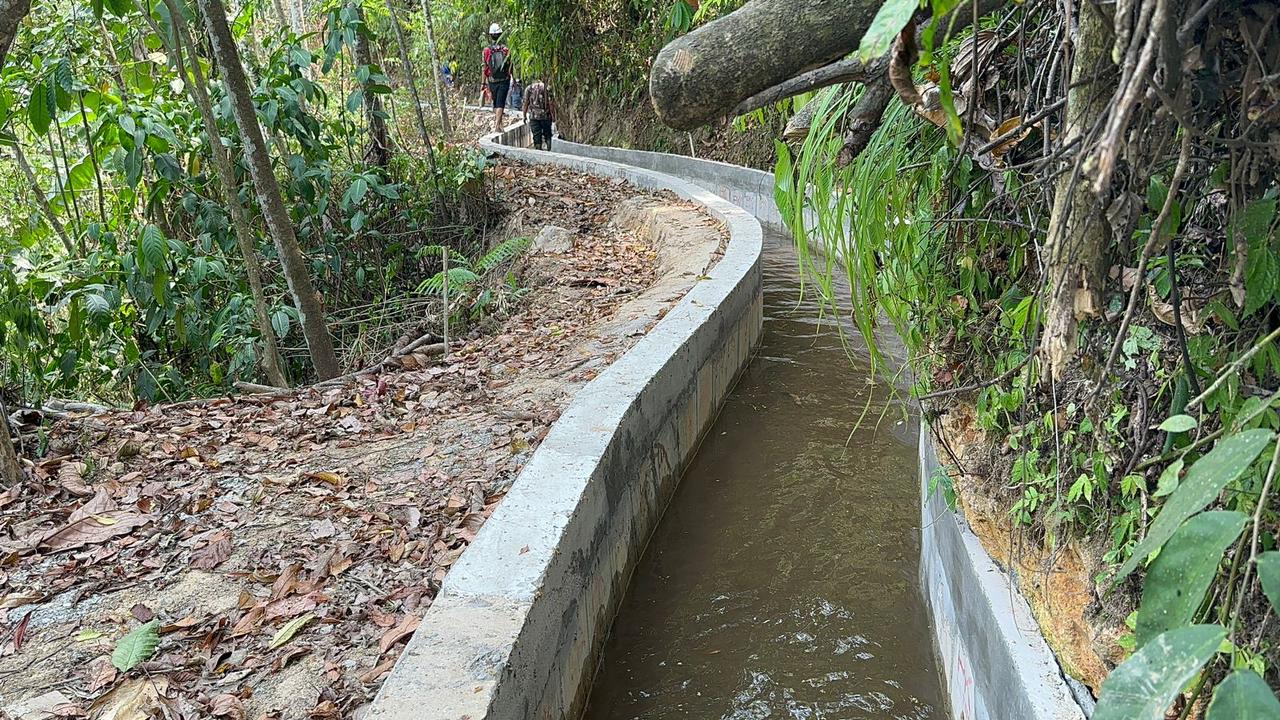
[522,79,556,151]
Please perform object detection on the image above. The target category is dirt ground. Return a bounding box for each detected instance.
[0,159,725,720]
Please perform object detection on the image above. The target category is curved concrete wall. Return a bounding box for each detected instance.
[530,129,1091,720]
[366,126,764,719]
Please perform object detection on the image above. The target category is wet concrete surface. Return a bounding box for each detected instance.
[581,234,945,720]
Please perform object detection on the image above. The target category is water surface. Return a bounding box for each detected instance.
[581,233,945,720]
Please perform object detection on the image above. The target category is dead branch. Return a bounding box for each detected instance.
[732,55,887,118]
[888,27,921,107]
[837,78,896,166]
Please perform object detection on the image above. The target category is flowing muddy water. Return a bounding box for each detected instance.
[581,233,945,720]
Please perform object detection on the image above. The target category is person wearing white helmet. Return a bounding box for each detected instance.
[482,22,513,132]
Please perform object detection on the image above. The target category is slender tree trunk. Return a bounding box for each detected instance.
[353,3,390,166]
[270,0,289,29]
[12,143,74,254]
[2,0,43,484]
[157,0,290,387]
[197,0,341,380]
[0,399,19,488]
[418,0,450,134]
[384,0,435,156]
[1041,2,1112,380]
[0,0,33,68]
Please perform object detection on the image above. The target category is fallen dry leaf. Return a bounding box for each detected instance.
[192,532,233,570]
[85,655,118,693]
[38,490,150,552]
[88,676,172,720]
[264,594,319,622]
[377,615,421,654]
[1,590,44,608]
[209,693,246,720]
[269,613,315,649]
[57,461,93,497]
[5,690,74,720]
[358,658,397,685]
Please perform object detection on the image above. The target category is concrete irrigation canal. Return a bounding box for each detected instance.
[365,121,1092,720]
[581,231,944,719]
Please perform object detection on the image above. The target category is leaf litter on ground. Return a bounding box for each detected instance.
[0,159,725,719]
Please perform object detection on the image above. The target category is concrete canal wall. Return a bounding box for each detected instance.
[368,119,1090,720]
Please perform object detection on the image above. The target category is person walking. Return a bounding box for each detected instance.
[522,78,556,151]
[482,23,512,132]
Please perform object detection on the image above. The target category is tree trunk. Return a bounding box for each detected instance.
[1041,2,1112,380]
[162,0,290,388]
[651,0,1005,129]
[197,0,342,380]
[353,4,391,166]
[418,0,450,134]
[650,0,883,129]
[12,143,74,254]
[0,0,32,69]
[384,0,437,158]
[270,0,289,28]
[0,399,19,488]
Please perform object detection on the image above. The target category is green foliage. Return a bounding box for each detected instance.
[415,237,531,321]
[0,0,491,403]
[1258,551,1280,615]
[1206,670,1280,719]
[1134,511,1245,648]
[111,620,160,672]
[1231,197,1278,318]
[858,0,919,61]
[1094,625,1225,720]
[1113,430,1272,582]
[774,10,1280,714]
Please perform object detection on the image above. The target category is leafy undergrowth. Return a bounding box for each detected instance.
[0,160,718,719]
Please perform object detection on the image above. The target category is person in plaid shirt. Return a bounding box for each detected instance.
[521,79,556,151]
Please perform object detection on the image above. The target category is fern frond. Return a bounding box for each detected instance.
[475,237,531,273]
[416,267,481,295]
[414,244,470,266]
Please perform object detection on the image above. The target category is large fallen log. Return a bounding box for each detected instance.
[650,0,885,130]
[652,0,1008,129]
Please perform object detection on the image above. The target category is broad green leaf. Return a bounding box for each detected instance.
[1158,414,1197,433]
[1094,624,1224,720]
[345,176,368,207]
[1153,458,1184,498]
[1114,430,1273,582]
[83,293,111,318]
[124,147,142,187]
[271,309,290,339]
[28,84,51,135]
[68,158,95,191]
[1206,670,1280,719]
[1257,551,1280,614]
[1136,511,1246,647]
[140,224,167,271]
[1235,199,1278,317]
[54,59,77,93]
[857,0,919,61]
[269,613,314,649]
[105,0,132,17]
[111,619,160,671]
